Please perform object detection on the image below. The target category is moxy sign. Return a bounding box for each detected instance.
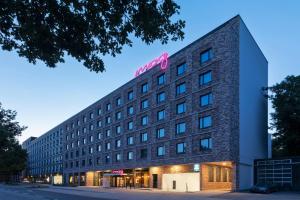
[134,52,169,77]
[112,169,124,175]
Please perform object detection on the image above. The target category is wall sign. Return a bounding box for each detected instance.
[135,52,169,77]
[112,169,124,175]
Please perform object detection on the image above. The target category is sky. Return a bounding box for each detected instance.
[1,0,300,143]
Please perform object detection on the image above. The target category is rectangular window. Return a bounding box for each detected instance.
[200,138,212,150]
[141,99,149,109]
[97,108,102,115]
[176,122,186,134]
[90,112,94,119]
[116,126,121,134]
[199,116,212,129]
[116,139,121,148]
[177,63,186,76]
[105,142,111,150]
[97,120,102,127]
[115,111,122,120]
[200,48,213,64]
[200,93,213,106]
[141,116,148,126]
[157,110,165,121]
[141,132,148,142]
[127,136,134,145]
[157,128,165,138]
[128,90,133,100]
[199,71,212,85]
[116,153,121,162]
[128,106,134,115]
[157,146,165,156]
[176,82,186,95]
[128,121,133,130]
[106,103,111,111]
[140,149,147,159]
[176,102,186,114]
[157,73,165,85]
[116,97,121,106]
[105,155,110,163]
[176,142,186,154]
[106,116,111,124]
[157,92,166,103]
[127,151,133,160]
[208,166,214,182]
[141,83,148,93]
[216,166,221,182]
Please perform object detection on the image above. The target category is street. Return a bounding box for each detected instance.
[0,184,300,200]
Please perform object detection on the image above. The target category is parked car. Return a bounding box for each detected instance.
[250,183,279,194]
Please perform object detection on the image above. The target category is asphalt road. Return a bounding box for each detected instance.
[0,185,112,200]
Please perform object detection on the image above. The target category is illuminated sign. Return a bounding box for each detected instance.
[112,169,124,175]
[135,52,169,77]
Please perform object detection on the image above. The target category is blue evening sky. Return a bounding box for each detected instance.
[1,0,299,143]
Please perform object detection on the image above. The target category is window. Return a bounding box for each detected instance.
[83,116,87,123]
[127,151,134,160]
[83,138,86,144]
[127,136,134,145]
[105,155,110,163]
[157,146,165,156]
[77,120,81,126]
[199,71,212,85]
[90,112,94,119]
[216,166,221,182]
[157,92,166,103]
[97,120,102,127]
[81,148,86,155]
[176,102,186,114]
[157,110,165,121]
[176,142,186,154]
[200,138,212,150]
[116,139,121,148]
[128,106,134,115]
[141,116,148,126]
[81,160,86,167]
[97,108,102,115]
[97,133,102,140]
[105,129,111,137]
[83,127,87,133]
[177,63,187,75]
[199,116,212,129]
[176,82,186,95]
[208,166,214,182]
[116,153,121,162]
[200,93,213,107]
[141,99,149,109]
[90,124,94,131]
[141,83,148,93]
[140,149,147,159]
[115,111,122,120]
[200,48,213,64]
[97,144,101,152]
[89,135,93,142]
[106,103,111,111]
[157,128,165,138]
[157,73,165,85]
[128,90,133,100]
[141,132,148,142]
[116,125,121,134]
[128,121,133,130]
[176,122,186,134]
[105,142,111,150]
[89,146,93,154]
[116,97,121,106]
[106,116,111,124]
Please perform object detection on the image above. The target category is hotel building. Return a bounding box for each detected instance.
[23,15,268,191]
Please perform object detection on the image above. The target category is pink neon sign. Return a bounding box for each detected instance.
[135,52,169,77]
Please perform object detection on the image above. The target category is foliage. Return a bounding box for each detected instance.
[266,75,300,157]
[0,103,27,173]
[0,0,185,72]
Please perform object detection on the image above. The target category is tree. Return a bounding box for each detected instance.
[0,103,27,182]
[0,0,185,72]
[266,75,300,157]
